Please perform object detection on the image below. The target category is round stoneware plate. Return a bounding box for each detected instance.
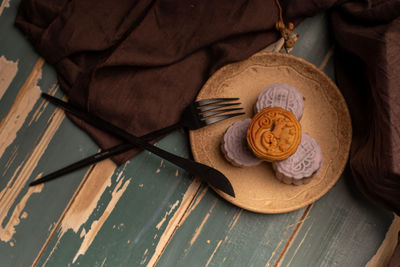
[189,52,352,214]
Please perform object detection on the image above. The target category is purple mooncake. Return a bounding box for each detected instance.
[255,83,304,120]
[272,133,322,185]
[221,118,262,167]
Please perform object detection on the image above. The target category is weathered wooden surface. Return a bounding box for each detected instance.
[0,1,398,266]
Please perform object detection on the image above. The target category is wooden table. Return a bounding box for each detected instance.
[1,1,398,266]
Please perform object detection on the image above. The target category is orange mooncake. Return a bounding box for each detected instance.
[246,107,301,162]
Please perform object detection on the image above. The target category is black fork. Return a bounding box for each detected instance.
[30,97,245,186]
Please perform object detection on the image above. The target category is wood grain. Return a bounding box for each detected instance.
[0,55,18,100]
[36,132,199,266]
[0,5,396,267]
[0,2,103,263]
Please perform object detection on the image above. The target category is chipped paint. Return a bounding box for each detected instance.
[282,222,314,267]
[28,83,59,126]
[100,257,107,267]
[0,55,18,100]
[266,235,287,267]
[72,177,130,263]
[189,200,217,246]
[147,179,202,266]
[366,215,400,267]
[1,106,64,202]
[155,200,180,230]
[48,222,55,232]
[20,211,28,219]
[0,184,43,243]
[140,248,149,265]
[273,205,313,266]
[2,145,18,176]
[205,239,223,267]
[38,159,118,265]
[175,170,179,176]
[285,218,310,231]
[189,186,208,212]
[319,46,334,70]
[189,213,210,246]
[59,160,117,234]
[115,162,129,183]
[180,186,208,225]
[115,171,124,183]
[227,209,242,232]
[0,58,44,159]
[0,107,64,244]
[80,228,86,238]
[41,232,63,266]
[0,0,10,16]
[156,169,161,173]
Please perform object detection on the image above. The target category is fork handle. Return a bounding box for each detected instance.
[29,123,181,186]
[93,122,182,159]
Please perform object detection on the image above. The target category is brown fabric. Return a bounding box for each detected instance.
[16,0,281,164]
[15,0,400,221]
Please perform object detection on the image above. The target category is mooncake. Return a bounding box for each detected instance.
[221,118,262,167]
[272,133,322,185]
[255,83,304,120]
[246,107,301,162]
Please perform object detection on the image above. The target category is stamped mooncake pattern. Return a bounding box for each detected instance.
[255,83,304,120]
[221,118,263,167]
[246,107,301,162]
[272,133,322,185]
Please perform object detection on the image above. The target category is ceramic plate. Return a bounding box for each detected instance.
[189,52,352,214]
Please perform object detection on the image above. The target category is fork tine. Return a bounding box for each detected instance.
[195,98,239,107]
[203,112,245,125]
[200,107,244,119]
[197,102,241,112]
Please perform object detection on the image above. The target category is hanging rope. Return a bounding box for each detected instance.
[274,0,299,52]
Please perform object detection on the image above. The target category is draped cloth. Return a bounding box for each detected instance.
[15,0,399,236]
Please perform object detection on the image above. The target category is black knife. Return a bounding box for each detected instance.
[38,93,235,197]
